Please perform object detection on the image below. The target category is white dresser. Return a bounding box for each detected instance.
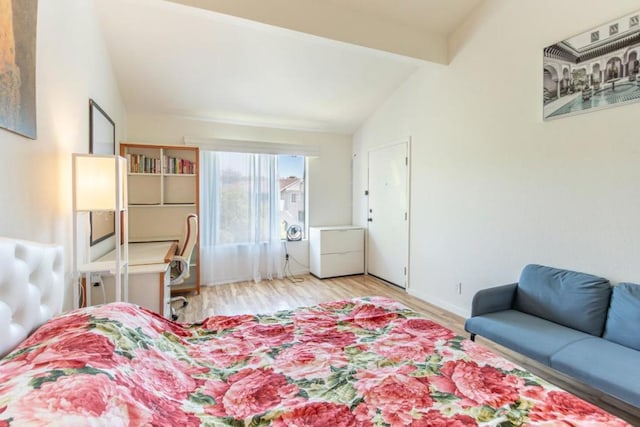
[309,226,364,278]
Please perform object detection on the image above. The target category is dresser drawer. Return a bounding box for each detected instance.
[316,251,364,278]
[320,228,364,254]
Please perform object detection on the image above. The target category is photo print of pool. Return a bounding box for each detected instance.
[543,10,640,120]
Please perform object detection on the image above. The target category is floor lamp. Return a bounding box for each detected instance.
[72,154,128,309]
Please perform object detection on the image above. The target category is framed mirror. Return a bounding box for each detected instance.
[89,99,116,246]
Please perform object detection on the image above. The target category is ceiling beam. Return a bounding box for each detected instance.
[165,0,446,63]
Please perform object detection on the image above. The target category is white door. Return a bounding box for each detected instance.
[367,141,409,288]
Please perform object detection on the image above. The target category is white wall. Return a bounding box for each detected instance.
[127,113,353,278]
[0,0,126,310]
[353,0,640,317]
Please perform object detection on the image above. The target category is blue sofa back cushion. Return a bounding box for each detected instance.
[514,264,611,336]
[603,283,640,351]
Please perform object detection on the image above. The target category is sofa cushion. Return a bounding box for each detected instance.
[603,282,640,351]
[464,310,592,366]
[550,337,640,407]
[514,264,611,336]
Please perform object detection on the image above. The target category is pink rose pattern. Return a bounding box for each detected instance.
[354,365,433,426]
[0,298,631,426]
[429,360,523,407]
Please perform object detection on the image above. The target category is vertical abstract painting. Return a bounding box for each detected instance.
[0,0,38,139]
[543,10,640,120]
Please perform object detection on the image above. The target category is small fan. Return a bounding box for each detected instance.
[286,224,303,241]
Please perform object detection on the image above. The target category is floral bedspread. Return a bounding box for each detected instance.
[0,297,630,426]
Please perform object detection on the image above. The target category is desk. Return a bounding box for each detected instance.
[80,241,177,318]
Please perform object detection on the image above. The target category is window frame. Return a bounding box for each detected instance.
[278,154,308,241]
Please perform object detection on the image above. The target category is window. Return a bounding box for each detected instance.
[278,155,305,239]
[203,152,306,244]
[200,151,282,285]
[215,152,276,245]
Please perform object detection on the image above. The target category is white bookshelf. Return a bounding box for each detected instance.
[120,143,200,295]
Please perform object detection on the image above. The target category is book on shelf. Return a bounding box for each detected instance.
[164,155,196,174]
[126,153,160,174]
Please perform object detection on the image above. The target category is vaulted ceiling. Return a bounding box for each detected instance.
[95,0,482,133]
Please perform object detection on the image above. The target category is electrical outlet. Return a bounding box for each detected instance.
[457,282,462,294]
[90,273,102,287]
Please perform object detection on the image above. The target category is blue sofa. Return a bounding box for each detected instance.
[465,264,640,407]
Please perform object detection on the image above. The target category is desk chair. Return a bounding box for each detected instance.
[169,213,198,320]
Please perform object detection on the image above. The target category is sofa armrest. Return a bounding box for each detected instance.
[471,283,518,317]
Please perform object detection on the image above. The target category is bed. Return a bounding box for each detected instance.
[0,238,632,426]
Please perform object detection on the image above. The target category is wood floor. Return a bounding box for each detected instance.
[179,274,640,425]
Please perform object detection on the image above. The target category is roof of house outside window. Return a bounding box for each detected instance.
[279,177,301,192]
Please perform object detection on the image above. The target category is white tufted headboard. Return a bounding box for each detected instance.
[0,237,64,357]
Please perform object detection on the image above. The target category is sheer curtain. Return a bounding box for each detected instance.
[200,151,282,285]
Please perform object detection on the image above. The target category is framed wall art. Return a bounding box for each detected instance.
[88,99,116,246]
[0,0,38,139]
[543,10,640,120]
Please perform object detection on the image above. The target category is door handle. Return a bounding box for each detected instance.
[367,218,373,222]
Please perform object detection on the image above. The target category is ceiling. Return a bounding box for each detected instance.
[321,0,480,36]
[95,0,481,134]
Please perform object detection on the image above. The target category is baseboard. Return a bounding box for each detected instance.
[286,268,309,277]
[408,290,470,319]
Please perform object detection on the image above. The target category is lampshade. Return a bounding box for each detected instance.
[73,154,126,212]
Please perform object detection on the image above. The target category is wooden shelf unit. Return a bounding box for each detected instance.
[120,142,200,295]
